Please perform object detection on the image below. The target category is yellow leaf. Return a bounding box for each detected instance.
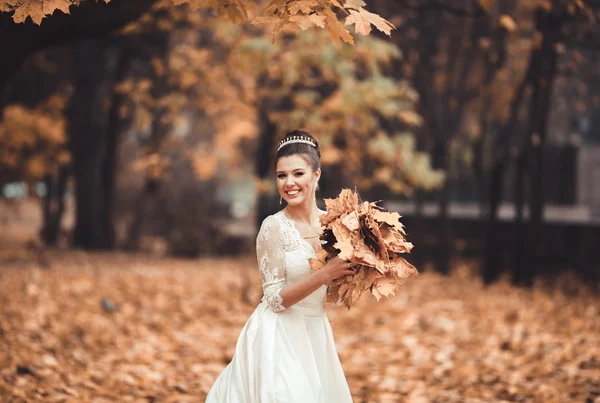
[333,234,354,260]
[1,1,16,12]
[373,211,404,231]
[344,0,365,10]
[345,8,395,36]
[309,257,322,271]
[288,0,319,15]
[221,1,247,23]
[289,14,325,30]
[398,110,423,126]
[251,15,280,26]
[371,276,397,301]
[387,257,418,278]
[173,0,220,11]
[43,0,72,15]
[12,0,45,25]
[341,211,360,232]
[308,13,326,28]
[499,14,517,32]
[324,8,354,45]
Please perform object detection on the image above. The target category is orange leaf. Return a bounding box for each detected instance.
[345,8,395,36]
[43,0,72,15]
[324,8,354,45]
[341,211,360,232]
[12,0,45,24]
[373,211,405,233]
[371,276,397,301]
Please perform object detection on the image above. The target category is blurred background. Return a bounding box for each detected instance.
[1,0,599,401]
[1,0,598,285]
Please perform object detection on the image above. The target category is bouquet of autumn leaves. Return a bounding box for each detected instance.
[309,189,418,309]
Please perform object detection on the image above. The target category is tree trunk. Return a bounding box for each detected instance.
[482,160,505,284]
[70,42,127,249]
[255,73,292,228]
[125,178,160,250]
[521,7,561,286]
[434,143,452,275]
[411,189,426,270]
[101,48,131,248]
[512,150,528,285]
[254,118,280,228]
[40,167,69,245]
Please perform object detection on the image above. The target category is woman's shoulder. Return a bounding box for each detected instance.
[259,211,284,230]
[256,212,285,244]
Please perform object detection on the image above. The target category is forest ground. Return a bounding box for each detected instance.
[1,249,599,402]
[0,200,599,402]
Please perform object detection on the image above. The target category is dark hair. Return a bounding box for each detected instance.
[273,130,321,172]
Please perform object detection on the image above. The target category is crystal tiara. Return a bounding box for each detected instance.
[277,135,317,152]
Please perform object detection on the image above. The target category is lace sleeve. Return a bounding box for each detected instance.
[256,215,286,312]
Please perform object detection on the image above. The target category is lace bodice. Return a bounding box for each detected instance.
[256,210,327,312]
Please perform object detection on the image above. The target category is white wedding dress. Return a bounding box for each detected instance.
[205,210,352,403]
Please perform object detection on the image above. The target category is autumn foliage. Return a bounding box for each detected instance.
[111,7,442,197]
[0,92,70,183]
[310,189,418,308]
[0,247,598,402]
[1,0,394,44]
[239,29,444,194]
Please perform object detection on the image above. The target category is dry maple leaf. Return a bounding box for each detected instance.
[323,8,354,45]
[345,8,395,36]
[7,0,76,24]
[309,188,418,309]
[11,0,46,24]
[289,14,326,30]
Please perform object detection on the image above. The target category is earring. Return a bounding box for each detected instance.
[280,195,282,205]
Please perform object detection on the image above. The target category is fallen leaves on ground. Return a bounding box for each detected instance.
[1,250,599,402]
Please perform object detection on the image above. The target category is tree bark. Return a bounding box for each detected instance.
[40,167,69,245]
[481,13,531,283]
[512,148,528,285]
[125,178,160,250]
[255,73,292,228]
[411,190,426,270]
[434,143,452,275]
[70,42,128,249]
[482,160,505,284]
[521,7,561,286]
[122,33,172,250]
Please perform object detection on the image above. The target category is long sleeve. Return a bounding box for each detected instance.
[256,216,286,312]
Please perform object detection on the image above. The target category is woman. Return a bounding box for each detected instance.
[206,130,357,402]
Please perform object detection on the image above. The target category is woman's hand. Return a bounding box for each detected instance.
[318,256,357,283]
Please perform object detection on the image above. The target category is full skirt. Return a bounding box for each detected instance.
[205,302,352,402]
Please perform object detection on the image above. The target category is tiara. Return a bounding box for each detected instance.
[277,135,317,152]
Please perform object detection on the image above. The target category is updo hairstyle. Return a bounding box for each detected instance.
[273,130,321,172]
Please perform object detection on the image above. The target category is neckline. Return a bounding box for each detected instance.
[278,210,324,255]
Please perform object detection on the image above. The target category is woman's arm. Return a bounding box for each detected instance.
[256,216,355,312]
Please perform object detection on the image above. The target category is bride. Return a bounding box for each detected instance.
[206,130,357,402]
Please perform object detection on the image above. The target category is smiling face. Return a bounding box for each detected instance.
[276,154,321,207]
